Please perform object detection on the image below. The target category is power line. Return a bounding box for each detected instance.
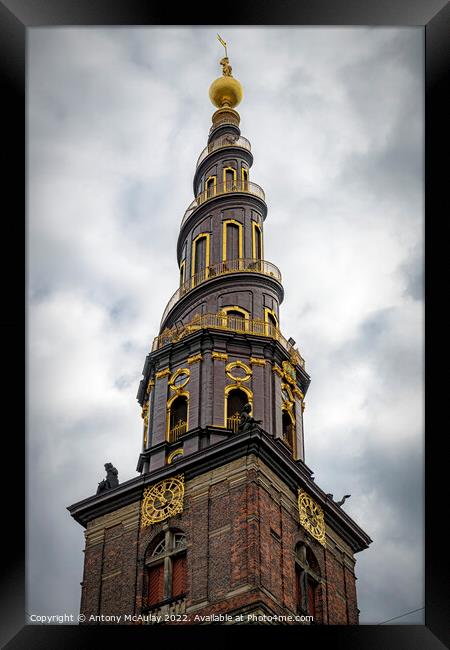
[377,606,424,625]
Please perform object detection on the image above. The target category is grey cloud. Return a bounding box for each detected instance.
[398,244,424,302]
[335,306,424,389]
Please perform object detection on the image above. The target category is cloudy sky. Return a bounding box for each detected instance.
[27,27,424,625]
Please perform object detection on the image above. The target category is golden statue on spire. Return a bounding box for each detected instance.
[217,34,233,76]
[220,57,233,77]
[209,35,243,108]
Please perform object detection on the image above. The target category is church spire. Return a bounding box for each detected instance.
[68,45,372,627]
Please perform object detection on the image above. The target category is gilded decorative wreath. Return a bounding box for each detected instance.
[141,475,185,527]
[298,489,326,547]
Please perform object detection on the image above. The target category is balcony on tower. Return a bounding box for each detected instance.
[196,134,252,168]
[160,256,282,326]
[180,177,265,231]
[153,311,305,370]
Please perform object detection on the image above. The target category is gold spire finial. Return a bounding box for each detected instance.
[217,34,232,77]
[209,35,243,109]
[217,33,228,58]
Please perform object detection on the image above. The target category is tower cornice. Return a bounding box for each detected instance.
[137,327,309,408]
[67,426,371,554]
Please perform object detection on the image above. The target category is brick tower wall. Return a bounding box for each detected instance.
[80,455,359,625]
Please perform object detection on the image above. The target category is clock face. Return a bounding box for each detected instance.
[298,489,326,547]
[141,475,185,527]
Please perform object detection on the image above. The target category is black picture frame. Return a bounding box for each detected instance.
[2,1,448,647]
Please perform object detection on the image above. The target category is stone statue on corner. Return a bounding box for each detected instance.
[96,462,119,494]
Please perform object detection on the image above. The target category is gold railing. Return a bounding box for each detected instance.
[227,413,240,433]
[209,114,240,131]
[168,420,187,443]
[181,179,265,229]
[153,312,305,369]
[196,135,251,168]
[161,257,281,324]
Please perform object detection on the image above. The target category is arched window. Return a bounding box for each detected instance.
[191,233,210,286]
[144,530,188,610]
[252,222,263,261]
[267,311,277,329]
[167,395,188,442]
[167,448,184,465]
[226,310,246,331]
[226,387,248,432]
[220,305,249,333]
[282,410,295,449]
[224,222,240,261]
[295,543,322,621]
[223,167,237,191]
[179,260,186,287]
[205,176,216,198]
[264,307,279,337]
[193,236,207,274]
[242,166,249,189]
[222,219,243,268]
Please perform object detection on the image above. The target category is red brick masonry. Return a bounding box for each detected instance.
[80,456,359,625]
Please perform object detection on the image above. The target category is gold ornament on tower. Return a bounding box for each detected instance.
[142,401,149,448]
[209,35,243,109]
[141,475,185,527]
[298,489,326,547]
